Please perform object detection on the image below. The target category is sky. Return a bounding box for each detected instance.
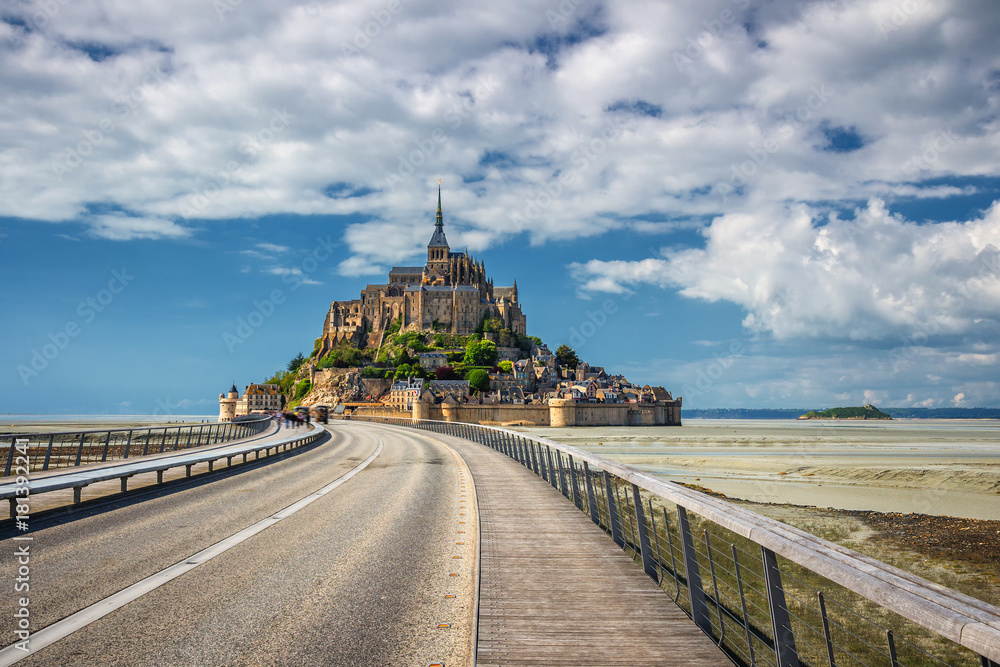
[1,0,999,414]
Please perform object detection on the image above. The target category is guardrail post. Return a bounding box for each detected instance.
[583,461,599,525]
[538,444,548,482]
[530,443,540,475]
[569,455,583,510]
[761,546,800,667]
[75,433,85,466]
[677,505,712,636]
[123,431,132,460]
[632,484,658,582]
[603,471,624,548]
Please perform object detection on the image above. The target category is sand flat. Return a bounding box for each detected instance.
[515,419,1000,520]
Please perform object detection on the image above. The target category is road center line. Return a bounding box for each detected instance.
[0,435,384,666]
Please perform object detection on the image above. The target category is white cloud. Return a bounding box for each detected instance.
[0,0,996,266]
[265,266,322,285]
[88,213,193,241]
[574,199,1000,341]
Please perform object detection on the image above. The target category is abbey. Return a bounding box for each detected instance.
[316,186,526,356]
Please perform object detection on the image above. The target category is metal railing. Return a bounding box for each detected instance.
[357,416,1000,667]
[0,421,324,516]
[1,417,271,477]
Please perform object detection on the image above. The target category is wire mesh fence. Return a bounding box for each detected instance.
[1,417,271,476]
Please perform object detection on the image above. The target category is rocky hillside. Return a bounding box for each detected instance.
[299,369,392,407]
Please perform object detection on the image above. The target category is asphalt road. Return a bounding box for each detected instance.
[0,422,477,666]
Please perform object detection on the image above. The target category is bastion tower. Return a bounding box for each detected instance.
[218,384,238,422]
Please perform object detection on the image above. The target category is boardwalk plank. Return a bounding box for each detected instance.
[447,437,728,666]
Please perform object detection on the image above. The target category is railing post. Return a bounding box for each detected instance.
[569,455,583,510]
[886,630,899,667]
[142,428,151,456]
[555,451,567,497]
[538,444,549,482]
[75,433,85,466]
[159,427,168,453]
[736,546,757,666]
[583,461,599,525]
[546,447,558,489]
[101,431,111,462]
[677,505,712,636]
[43,434,54,470]
[664,508,682,601]
[531,443,540,476]
[631,484,658,582]
[817,592,834,667]
[603,471,624,548]
[761,546,800,667]
[3,439,14,477]
[703,530,726,644]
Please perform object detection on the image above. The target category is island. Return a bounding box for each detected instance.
[798,404,892,420]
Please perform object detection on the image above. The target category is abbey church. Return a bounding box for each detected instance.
[315,186,527,357]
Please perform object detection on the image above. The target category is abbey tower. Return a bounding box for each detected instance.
[314,186,526,358]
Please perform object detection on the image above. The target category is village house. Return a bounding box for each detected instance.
[390,377,424,411]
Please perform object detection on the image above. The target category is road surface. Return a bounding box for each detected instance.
[0,422,476,666]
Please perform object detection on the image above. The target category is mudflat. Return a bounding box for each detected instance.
[516,419,1000,520]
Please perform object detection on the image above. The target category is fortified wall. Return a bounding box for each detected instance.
[348,397,681,427]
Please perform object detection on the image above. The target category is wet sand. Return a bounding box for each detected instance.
[1,416,217,436]
[515,419,1000,520]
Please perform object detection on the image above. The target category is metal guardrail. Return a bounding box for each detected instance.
[359,416,1000,667]
[1,417,271,477]
[0,422,325,517]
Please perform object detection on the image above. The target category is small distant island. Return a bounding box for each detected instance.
[798,404,892,420]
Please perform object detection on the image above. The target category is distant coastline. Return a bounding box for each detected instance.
[683,407,1000,420]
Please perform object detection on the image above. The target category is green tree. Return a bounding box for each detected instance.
[464,339,498,367]
[294,380,312,400]
[467,368,490,393]
[498,360,513,374]
[556,344,580,369]
[394,363,413,380]
[288,352,306,372]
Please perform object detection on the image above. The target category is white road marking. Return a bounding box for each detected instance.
[0,437,384,666]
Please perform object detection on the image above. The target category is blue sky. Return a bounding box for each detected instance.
[2,0,999,414]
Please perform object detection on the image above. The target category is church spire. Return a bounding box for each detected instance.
[435,181,443,227]
[427,180,449,250]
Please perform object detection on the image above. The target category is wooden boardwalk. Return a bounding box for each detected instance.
[446,437,727,666]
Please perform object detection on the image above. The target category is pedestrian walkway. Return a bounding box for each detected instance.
[445,436,726,666]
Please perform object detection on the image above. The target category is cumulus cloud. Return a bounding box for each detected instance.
[0,0,997,268]
[573,199,1000,340]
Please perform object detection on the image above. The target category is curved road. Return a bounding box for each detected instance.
[1,422,477,666]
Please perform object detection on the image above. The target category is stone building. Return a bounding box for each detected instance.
[315,186,526,357]
[218,383,283,421]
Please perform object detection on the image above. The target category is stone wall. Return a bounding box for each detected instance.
[413,399,680,427]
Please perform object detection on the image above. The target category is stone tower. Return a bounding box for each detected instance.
[218,383,238,422]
